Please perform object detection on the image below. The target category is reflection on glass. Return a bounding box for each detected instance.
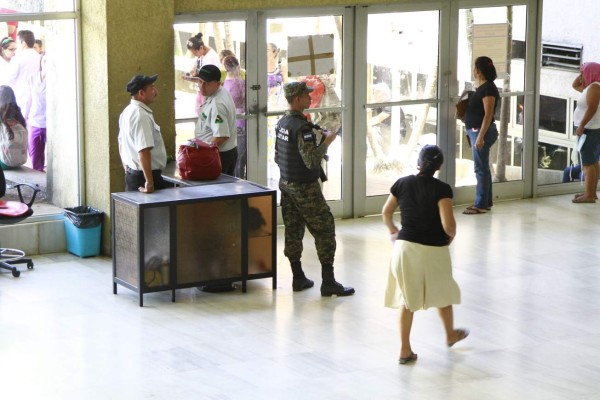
[248,196,273,275]
[456,6,527,187]
[266,16,344,203]
[537,142,570,185]
[143,207,170,288]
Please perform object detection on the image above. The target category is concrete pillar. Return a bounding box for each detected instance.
[81,0,175,254]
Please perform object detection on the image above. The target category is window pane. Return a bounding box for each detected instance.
[0,1,75,14]
[2,18,79,208]
[539,95,567,134]
[368,11,439,102]
[537,142,570,185]
[366,104,437,197]
[174,21,246,120]
[457,6,527,94]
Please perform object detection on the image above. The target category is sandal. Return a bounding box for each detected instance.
[399,351,418,365]
[573,193,598,200]
[572,197,596,204]
[463,207,486,215]
[447,329,469,348]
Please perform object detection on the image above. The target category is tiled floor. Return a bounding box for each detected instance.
[1,194,600,399]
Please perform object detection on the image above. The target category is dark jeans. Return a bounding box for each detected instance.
[467,123,498,209]
[125,169,166,191]
[220,147,238,176]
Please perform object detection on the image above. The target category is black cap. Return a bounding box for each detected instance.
[197,65,221,82]
[126,74,158,95]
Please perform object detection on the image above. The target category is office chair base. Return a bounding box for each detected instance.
[0,248,34,277]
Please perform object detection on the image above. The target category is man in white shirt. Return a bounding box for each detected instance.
[6,30,40,121]
[194,65,237,175]
[118,74,167,193]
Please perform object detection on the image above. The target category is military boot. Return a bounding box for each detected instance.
[291,261,314,292]
[320,264,355,297]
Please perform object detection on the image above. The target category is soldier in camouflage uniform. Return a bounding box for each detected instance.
[275,82,355,297]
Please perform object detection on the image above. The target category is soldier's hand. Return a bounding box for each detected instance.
[321,129,338,146]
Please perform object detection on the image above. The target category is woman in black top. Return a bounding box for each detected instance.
[463,56,500,214]
[382,145,468,365]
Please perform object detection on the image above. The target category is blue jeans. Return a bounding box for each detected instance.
[467,124,498,209]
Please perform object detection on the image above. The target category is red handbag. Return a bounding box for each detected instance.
[177,139,222,180]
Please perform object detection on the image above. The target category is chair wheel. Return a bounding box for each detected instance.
[12,269,20,278]
[27,262,34,269]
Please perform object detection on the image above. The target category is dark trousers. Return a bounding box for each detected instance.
[125,169,166,191]
[220,147,238,176]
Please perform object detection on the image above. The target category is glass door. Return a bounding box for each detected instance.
[357,5,445,216]
[357,1,537,215]
[452,3,533,205]
[258,9,351,215]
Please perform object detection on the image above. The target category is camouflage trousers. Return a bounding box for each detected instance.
[279,179,336,265]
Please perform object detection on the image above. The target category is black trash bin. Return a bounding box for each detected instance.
[63,206,103,257]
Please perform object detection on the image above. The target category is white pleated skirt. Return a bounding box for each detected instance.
[384,240,461,312]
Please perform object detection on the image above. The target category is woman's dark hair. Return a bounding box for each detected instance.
[417,145,444,177]
[0,86,26,140]
[475,56,497,81]
[1,36,14,50]
[187,32,205,51]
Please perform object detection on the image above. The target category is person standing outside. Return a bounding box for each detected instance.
[27,51,46,171]
[6,30,40,121]
[382,145,468,364]
[275,81,354,296]
[462,56,499,215]
[33,39,44,55]
[571,62,600,203]
[182,32,221,116]
[118,74,167,193]
[194,64,238,175]
[0,37,17,85]
[222,55,247,178]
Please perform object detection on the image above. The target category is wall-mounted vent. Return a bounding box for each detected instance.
[542,43,582,70]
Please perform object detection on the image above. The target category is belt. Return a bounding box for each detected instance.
[126,167,142,175]
[126,167,161,175]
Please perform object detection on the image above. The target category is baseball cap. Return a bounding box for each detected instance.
[126,74,158,95]
[284,82,314,100]
[197,65,222,82]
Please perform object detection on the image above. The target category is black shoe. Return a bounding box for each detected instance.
[320,280,355,297]
[292,277,314,292]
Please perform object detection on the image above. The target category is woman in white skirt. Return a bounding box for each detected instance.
[382,145,468,364]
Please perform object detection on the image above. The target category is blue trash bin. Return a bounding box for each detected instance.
[63,207,103,257]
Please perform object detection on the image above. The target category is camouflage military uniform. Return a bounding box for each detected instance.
[275,82,354,296]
